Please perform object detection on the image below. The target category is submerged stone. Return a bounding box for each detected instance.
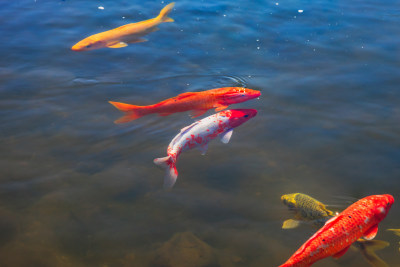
[153,231,217,267]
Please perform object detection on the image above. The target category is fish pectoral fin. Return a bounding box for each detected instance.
[282,219,300,229]
[198,144,208,155]
[190,109,208,118]
[215,105,229,111]
[107,42,128,48]
[220,129,233,144]
[332,245,351,259]
[363,224,379,240]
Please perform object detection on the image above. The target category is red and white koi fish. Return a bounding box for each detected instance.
[71,3,175,51]
[109,87,261,123]
[279,194,394,267]
[153,109,257,188]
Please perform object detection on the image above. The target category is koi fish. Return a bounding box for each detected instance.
[279,194,394,267]
[281,193,334,229]
[153,109,257,188]
[281,193,390,267]
[109,87,261,123]
[71,2,175,51]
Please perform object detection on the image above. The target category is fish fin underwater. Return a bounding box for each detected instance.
[220,129,233,144]
[363,224,379,240]
[332,245,351,259]
[353,239,390,267]
[215,105,229,111]
[153,156,178,188]
[107,42,128,48]
[157,2,175,22]
[109,101,146,123]
[282,219,301,229]
[190,109,208,118]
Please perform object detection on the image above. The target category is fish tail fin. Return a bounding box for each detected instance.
[355,239,390,267]
[109,101,146,123]
[157,2,175,22]
[153,156,178,188]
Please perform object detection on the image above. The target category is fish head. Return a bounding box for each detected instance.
[281,193,299,211]
[71,36,106,51]
[218,87,261,105]
[369,194,394,221]
[224,109,257,128]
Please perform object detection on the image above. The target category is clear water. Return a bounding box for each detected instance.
[1,0,399,266]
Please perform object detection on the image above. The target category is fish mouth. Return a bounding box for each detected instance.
[71,45,82,51]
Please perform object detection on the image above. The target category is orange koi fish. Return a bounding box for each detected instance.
[71,2,175,51]
[109,87,261,123]
[279,194,394,267]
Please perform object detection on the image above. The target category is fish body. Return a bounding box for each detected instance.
[154,109,257,188]
[281,193,334,229]
[279,194,394,267]
[109,87,261,123]
[281,193,390,267]
[71,3,175,51]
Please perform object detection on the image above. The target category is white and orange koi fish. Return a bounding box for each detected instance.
[154,109,257,188]
[71,2,175,51]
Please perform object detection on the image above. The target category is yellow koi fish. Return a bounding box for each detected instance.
[281,193,390,267]
[71,2,175,51]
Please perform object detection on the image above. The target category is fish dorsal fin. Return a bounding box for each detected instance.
[324,215,340,225]
[332,245,351,259]
[175,92,197,100]
[282,219,300,229]
[170,121,200,146]
[220,129,233,144]
[363,224,379,240]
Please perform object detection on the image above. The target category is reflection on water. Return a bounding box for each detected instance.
[1,0,400,266]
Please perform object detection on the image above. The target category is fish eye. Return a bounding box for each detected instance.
[244,114,249,118]
[86,44,92,48]
[241,94,245,97]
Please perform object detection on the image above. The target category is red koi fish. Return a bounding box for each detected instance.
[154,109,257,188]
[109,87,260,123]
[279,194,394,267]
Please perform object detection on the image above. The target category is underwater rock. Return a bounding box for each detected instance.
[153,231,217,267]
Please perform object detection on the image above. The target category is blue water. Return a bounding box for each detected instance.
[1,0,400,266]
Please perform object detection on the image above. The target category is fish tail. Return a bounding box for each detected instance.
[157,2,175,22]
[355,239,390,267]
[153,155,178,188]
[109,101,147,123]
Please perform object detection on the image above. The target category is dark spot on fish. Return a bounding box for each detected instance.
[322,239,325,242]
[348,216,352,218]
[244,114,249,117]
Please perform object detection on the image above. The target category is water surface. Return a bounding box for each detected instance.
[1,0,400,266]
